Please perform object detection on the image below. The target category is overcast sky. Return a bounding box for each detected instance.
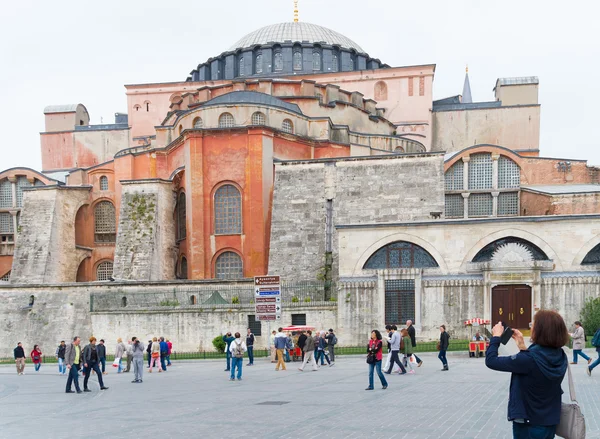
[1,0,599,171]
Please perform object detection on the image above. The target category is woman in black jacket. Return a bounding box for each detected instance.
[486,310,569,439]
[438,325,450,371]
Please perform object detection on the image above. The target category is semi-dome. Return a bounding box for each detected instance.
[229,22,365,53]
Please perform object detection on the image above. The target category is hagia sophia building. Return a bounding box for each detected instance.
[1,7,600,350]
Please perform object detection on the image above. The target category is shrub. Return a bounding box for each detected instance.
[304,297,311,303]
[581,297,600,336]
[291,296,299,303]
[159,299,180,307]
[231,296,240,304]
[212,335,226,353]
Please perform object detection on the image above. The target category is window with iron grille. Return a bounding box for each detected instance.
[364,241,438,269]
[0,179,12,208]
[281,119,293,134]
[94,201,116,243]
[255,54,263,74]
[252,112,266,125]
[248,314,262,336]
[180,256,188,279]
[99,176,108,191]
[332,54,339,72]
[498,192,519,216]
[0,212,13,234]
[291,314,306,326]
[274,52,283,71]
[468,193,493,217]
[177,192,186,240]
[468,153,493,190]
[0,271,10,282]
[312,51,321,71]
[96,261,113,281]
[445,194,464,218]
[445,160,464,191]
[218,113,235,128]
[16,176,31,207]
[239,57,245,76]
[384,279,415,325]
[215,251,243,279]
[582,243,600,265]
[293,51,302,70]
[498,156,520,189]
[214,184,242,234]
[193,117,203,129]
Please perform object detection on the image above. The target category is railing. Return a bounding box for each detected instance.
[90,280,336,312]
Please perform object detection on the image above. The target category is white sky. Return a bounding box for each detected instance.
[1,0,599,171]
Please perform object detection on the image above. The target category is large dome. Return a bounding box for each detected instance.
[229,22,365,53]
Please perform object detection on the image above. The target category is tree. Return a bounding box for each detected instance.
[580,297,600,336]
[212,335,226,353]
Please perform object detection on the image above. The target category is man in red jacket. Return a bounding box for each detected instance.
[166,339,173,366]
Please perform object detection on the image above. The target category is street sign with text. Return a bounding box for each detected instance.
[254,275,281,321]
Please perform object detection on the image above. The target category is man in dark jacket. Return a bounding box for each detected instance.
[406,320,423,367]
[82,337,108,392]
[325,329,337,363]
[146,340,153,367]
[297,331,307,361]
[246,328,255,366]
[65,336,83,393]
[55,341,67,375]
[97,339,107,374]
[159,337,168,372]
[298,330,318,371]
[222,332,235,371]
[14,342,25,375]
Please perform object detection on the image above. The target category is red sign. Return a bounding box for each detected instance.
[256,314,277,321]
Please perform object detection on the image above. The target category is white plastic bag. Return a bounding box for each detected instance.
[112,357,121,367]
[409,354,417,364]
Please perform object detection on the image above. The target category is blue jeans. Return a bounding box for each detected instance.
[230,357,243,379]
[368,360,387,389]
[316,350,330,365]
[589,351,600,371]
[226,351,231,370]
[66,365,81,392]
[117,358,123,373]
[34,363,41,371]
[285,349,290,362]
[438,350,447,366]
[160,355,167,371]
[100,357,106,373]
[572,349,590,363]
[58,358,66,374]
[247,346,254,364]
[512,422,556,439]
[166,355,171,366]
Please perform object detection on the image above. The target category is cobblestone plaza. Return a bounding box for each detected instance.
[1,351,599,439]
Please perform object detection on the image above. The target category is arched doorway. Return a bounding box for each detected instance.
[491,284,532,330]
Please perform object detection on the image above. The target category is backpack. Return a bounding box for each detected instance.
[592,329,600,348]
[233,341,244,359]
[332,335,337,345]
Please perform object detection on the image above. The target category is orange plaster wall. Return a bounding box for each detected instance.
[273,137,312,160]
[314,145,350,159]
[40,132,75,171]
[521,190,600,216]
[521,159,592,186]
[0,256,12,278]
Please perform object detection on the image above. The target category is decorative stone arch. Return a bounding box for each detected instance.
[374,81,388,101]
[211,248,244,279]
[94,259,114,281]
[460,229,562,271]
[444,145,527,183]
[572,235,600,267]
[353,232,448,275]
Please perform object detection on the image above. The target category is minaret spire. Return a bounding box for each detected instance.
[462,64,472,104]
[294,0,299,22]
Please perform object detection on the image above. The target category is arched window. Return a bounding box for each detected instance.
[468,153,493,190]
[99,176,109,191]
[190,295,197,305]
[16,176,31,207]
[274,52,283,71]
[178,124,183,135]
[445,160,464,191]
[293,51,302,71]
[0,179,12,208]
[134,105,140,112]
[255,53,263,74]
[214,184,242,234]
[219,113,235,128]
[363,241,439,269]
[498,156,520,189]
[472,237,549,262]
[94,201,116,243]
[145,101,150,112]
[193,117,203,129]
[374,81,388,101]
[281,119,293,134]
[251,112,266,125]
[180,256,188,279]
[96,261,113,281]
[332,54,339,72]
[177,192,186,240]
[0,271,10,282]
[312,51,321,71]
[582,243,600,265]
[215,251,243,279]
[121,296,127,307]
[239,57,245,76]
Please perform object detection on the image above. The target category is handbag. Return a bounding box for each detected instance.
[151,352,160,359]
[366,353,376,364]
[436,341,441,351]
[556,361,586,439]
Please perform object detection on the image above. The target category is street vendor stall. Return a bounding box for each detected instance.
[464,318,490,357]
[282,325,315,361]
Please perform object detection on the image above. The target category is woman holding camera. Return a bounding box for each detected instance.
[485,310,568,439]
[365,329,388,390]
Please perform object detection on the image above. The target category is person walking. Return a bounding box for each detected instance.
[229,332,246,381]
[65,336,83,394]
[166,339,173,366]
[269,330,277,363]
[316,331,332,366]
[406,320,423,367]
[82,337,109,392]
[438,325,450,371]
[298,330,318,371]
[149,337,161,373]
[366,329,388,390]
[587,326,600,376]
[222,332,235,371]
[285,332,293,362]
[314,332,322,366]
[570,321,591,365]
[297,331,307,362]
[246,328,255,366]
[124,339,133,373]
[97,339,107,375]
[486,310,569,438]
[114,338,126,373]
[385,325,406,375]
[325,329,337,363]
[274,328,287,371]
[159,337,168,372]
[30,345,42,372]
[130,337,145,383]
[146,339,153,368]
[401,329,415,374]
[56,341,66,375]
[14,342,25,375]
[383,325,394,372]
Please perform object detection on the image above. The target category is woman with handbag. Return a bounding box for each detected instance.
[30,345,42,372]
[149,337,162,372]
[485,310,569,439]
[366,329,388,390]
[400,329,415,374]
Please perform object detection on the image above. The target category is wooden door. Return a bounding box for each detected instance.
[491,284,532,330]
[512,285,532,330]
[492,285,510,326]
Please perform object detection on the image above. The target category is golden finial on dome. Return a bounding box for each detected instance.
[466,64,469,73]
[294,0,299,22]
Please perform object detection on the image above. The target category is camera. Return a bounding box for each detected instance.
[500,322,514,345]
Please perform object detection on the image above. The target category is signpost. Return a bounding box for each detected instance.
[255,275,281,358]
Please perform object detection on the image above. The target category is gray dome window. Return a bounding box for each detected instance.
[293,51,302,71]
